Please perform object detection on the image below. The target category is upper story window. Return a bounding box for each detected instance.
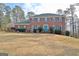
[40,18,45,21]
[47,17,54,22]
[54,26,61,30]
[50,18,54,21]
[33,18,38,22]
[62,17,65,22]
[58,17,62,22]
[47,18,50,22]
[55,17,59,22]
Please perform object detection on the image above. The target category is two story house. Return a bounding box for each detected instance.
[31,13,66,33]
[14,13,66,33]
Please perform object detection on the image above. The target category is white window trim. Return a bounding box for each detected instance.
[59,17,62,22]
[55,17,59,22]
[51,17,54,22]
[40,18,45,22]
[61,25,62,31]
[18,25,20,28]
[53,17,55,22]
[38,17,40,22]
[45,17,47,22]
[33,17,39,22]
[31,26,34,31]
[24,25,26,28]
[32,25,39,30]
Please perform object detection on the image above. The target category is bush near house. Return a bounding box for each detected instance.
[33,29,37,33]
[10,27,16,32]
[65,31,70,36]
[49,27,54,33]
[54,30,62,34]
[16,28,26,32]
[38,27,43,33]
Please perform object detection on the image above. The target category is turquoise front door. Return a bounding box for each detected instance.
[43,25,49,32]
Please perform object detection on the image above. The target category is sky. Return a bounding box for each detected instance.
[5,3,41,15]
[1,0,79,17]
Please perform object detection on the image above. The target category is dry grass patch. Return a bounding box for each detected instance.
[0,32,79,55]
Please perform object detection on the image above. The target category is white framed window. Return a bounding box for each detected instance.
[57,26,61,30]
[54,26,61,30]
[18,25,20,28]
[32,25,38,29]
[62,17,65,22]
[24,25,26,28]
[59,17,62,22]
[40,18,45,21]
[33,18,38,22]
[45,17,47,22]
[18,25,25,29]
[55,17,59,22]
[47,18,49,21]
[47,17,54,22]
[50,17,54,21]
[53,17,55,22]
[38,18,40,22]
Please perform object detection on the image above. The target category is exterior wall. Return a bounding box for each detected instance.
[13,14,66,33]
[15,24,31,32]
[15,25,31,29]
[31,16,65,33]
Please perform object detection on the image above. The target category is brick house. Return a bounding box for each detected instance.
[14,13,66,33]
[14,20,31,32]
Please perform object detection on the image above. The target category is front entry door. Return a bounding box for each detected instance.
[43,24,49,32]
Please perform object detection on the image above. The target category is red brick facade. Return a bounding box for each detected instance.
[14,13,66,33]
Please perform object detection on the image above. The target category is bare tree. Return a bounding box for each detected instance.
[11,5,25,23]
[2,6,11,31]
[0,3,5,30]
[56,9,63,15]
[27,11,35,17]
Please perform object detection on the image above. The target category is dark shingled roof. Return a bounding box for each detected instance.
[33,13,64,17]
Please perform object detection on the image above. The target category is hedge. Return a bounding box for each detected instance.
[65,31,70,36]
[54,30,62,34]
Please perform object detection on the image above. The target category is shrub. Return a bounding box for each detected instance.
[33,29,37,33]
[65,31,70,36]
[11,27,16,32]
[38,27,43,33]
[49,27,54,33]
[16,29,26,32]
[54,30,61,34]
